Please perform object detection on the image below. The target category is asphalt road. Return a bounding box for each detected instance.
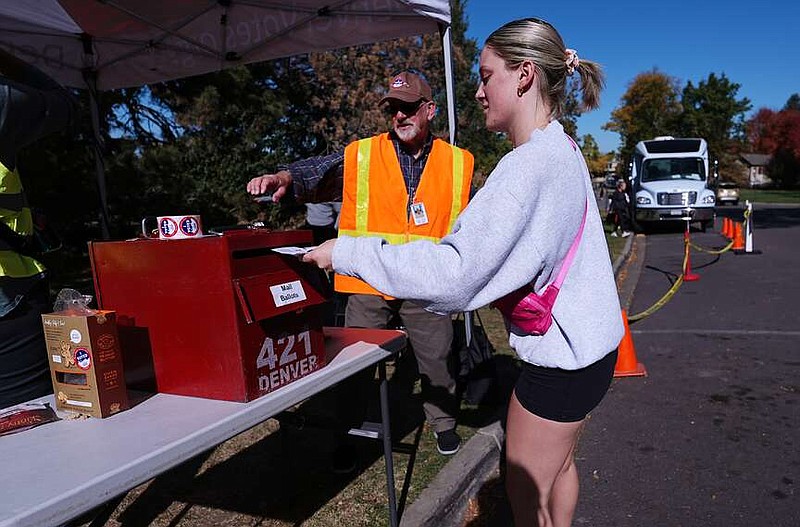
[576,203,800,526]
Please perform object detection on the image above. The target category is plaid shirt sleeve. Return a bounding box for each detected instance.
[283,149,345,202]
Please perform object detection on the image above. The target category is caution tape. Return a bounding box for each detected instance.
[628,238,689,322]
[688,217,746,255]
[628,213,748,322]
[689,237,735,255]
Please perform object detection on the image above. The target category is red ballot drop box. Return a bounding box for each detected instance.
[88,229,330,402]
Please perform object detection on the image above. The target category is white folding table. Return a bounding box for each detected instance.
[0,327,406,527]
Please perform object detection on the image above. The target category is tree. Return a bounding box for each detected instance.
[677,73,751,176]
[603,70,682,164]
[446,0,510,183]
[140,61,313,227]
[785,93,800,111]
[580,134,612,177]
[307,0,509,184]
[747,107,800,188]
[20,0,513,261]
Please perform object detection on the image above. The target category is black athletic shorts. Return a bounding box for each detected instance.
[514,350,618,423]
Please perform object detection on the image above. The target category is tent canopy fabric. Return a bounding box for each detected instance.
[0,0,451,90]
[0,0,457,240]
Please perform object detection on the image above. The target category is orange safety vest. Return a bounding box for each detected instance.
[335,133,474,298]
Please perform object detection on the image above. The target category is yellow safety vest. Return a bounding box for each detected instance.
[0,161,45,278]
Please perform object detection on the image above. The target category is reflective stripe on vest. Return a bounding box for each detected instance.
[448,148,465,233]
[335,134,473,297]
[0,161,45,278]
[355,139,372,233]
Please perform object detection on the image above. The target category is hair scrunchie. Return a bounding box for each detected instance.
[565,48,580,76]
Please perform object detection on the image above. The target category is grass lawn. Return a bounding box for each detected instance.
[738,188,800,204]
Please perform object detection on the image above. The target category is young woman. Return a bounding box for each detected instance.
[303,18,623,526]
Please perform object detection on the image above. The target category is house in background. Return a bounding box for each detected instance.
[739,153,773,187]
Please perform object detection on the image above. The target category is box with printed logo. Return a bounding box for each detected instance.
[41,310,130,418]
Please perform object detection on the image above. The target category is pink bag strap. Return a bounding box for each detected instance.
[551,198,588,289]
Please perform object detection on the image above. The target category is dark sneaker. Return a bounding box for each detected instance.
[434,429,461,455]
[331,444,358,474]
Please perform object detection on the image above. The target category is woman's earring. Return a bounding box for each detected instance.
[517,86,524,98]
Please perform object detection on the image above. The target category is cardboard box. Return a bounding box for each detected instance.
[42,310,130,418]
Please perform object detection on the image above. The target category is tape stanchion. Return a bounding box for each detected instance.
[736,203,762,255]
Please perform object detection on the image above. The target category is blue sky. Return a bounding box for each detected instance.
[462,1,798,153]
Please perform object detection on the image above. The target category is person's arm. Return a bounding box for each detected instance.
[313,135,589,314]
[246,150,344,203]
[0,48,78,165]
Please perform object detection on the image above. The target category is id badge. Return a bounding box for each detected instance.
[411,202,429,226]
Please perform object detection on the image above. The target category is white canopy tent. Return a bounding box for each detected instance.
[0,0,460,236]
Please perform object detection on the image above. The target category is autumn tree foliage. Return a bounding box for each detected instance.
[748,102,800,188]
[603,70,682,164]
[580,134,612,177]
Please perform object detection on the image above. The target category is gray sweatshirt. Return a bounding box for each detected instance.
[333,120,623,369]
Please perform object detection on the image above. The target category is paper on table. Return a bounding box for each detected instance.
[271,246,317,256]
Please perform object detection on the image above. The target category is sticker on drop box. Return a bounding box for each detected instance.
[69,329,82,344]
[270,280,307,307]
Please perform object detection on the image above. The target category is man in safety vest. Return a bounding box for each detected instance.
[247,70,474,466]
[0,49,77,409]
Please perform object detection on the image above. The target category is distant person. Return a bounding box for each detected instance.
[300,18,623,526]
[608,179,633,237]
[247,69,474,467]
[0,49,77,408]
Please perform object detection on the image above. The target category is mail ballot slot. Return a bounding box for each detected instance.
[88,228,330,402]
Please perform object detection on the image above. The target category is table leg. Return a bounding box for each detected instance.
[379,360,399,527]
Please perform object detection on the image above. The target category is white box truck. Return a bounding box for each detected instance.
[630,137,717,230]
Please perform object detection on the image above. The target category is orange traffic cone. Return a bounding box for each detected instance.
[614,310,647,378]
[732,222,745,251]
[722,217,732,238]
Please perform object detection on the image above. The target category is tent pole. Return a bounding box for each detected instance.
[440,22,473,344]
[83,72,111,240]
[440,24,457,146]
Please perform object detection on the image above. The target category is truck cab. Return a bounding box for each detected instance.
[630,137,716,230]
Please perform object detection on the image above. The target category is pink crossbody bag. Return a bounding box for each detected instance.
[492,199,588,335]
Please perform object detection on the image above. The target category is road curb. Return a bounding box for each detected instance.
[402,234,639,526]
[400,421,504,527]
[613,233,636,275]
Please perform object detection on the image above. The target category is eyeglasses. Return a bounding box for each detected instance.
[385,100,427,116]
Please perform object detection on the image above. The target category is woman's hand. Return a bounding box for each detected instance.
[302,239,336,271]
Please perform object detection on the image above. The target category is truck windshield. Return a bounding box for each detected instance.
[641,158,705,182]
